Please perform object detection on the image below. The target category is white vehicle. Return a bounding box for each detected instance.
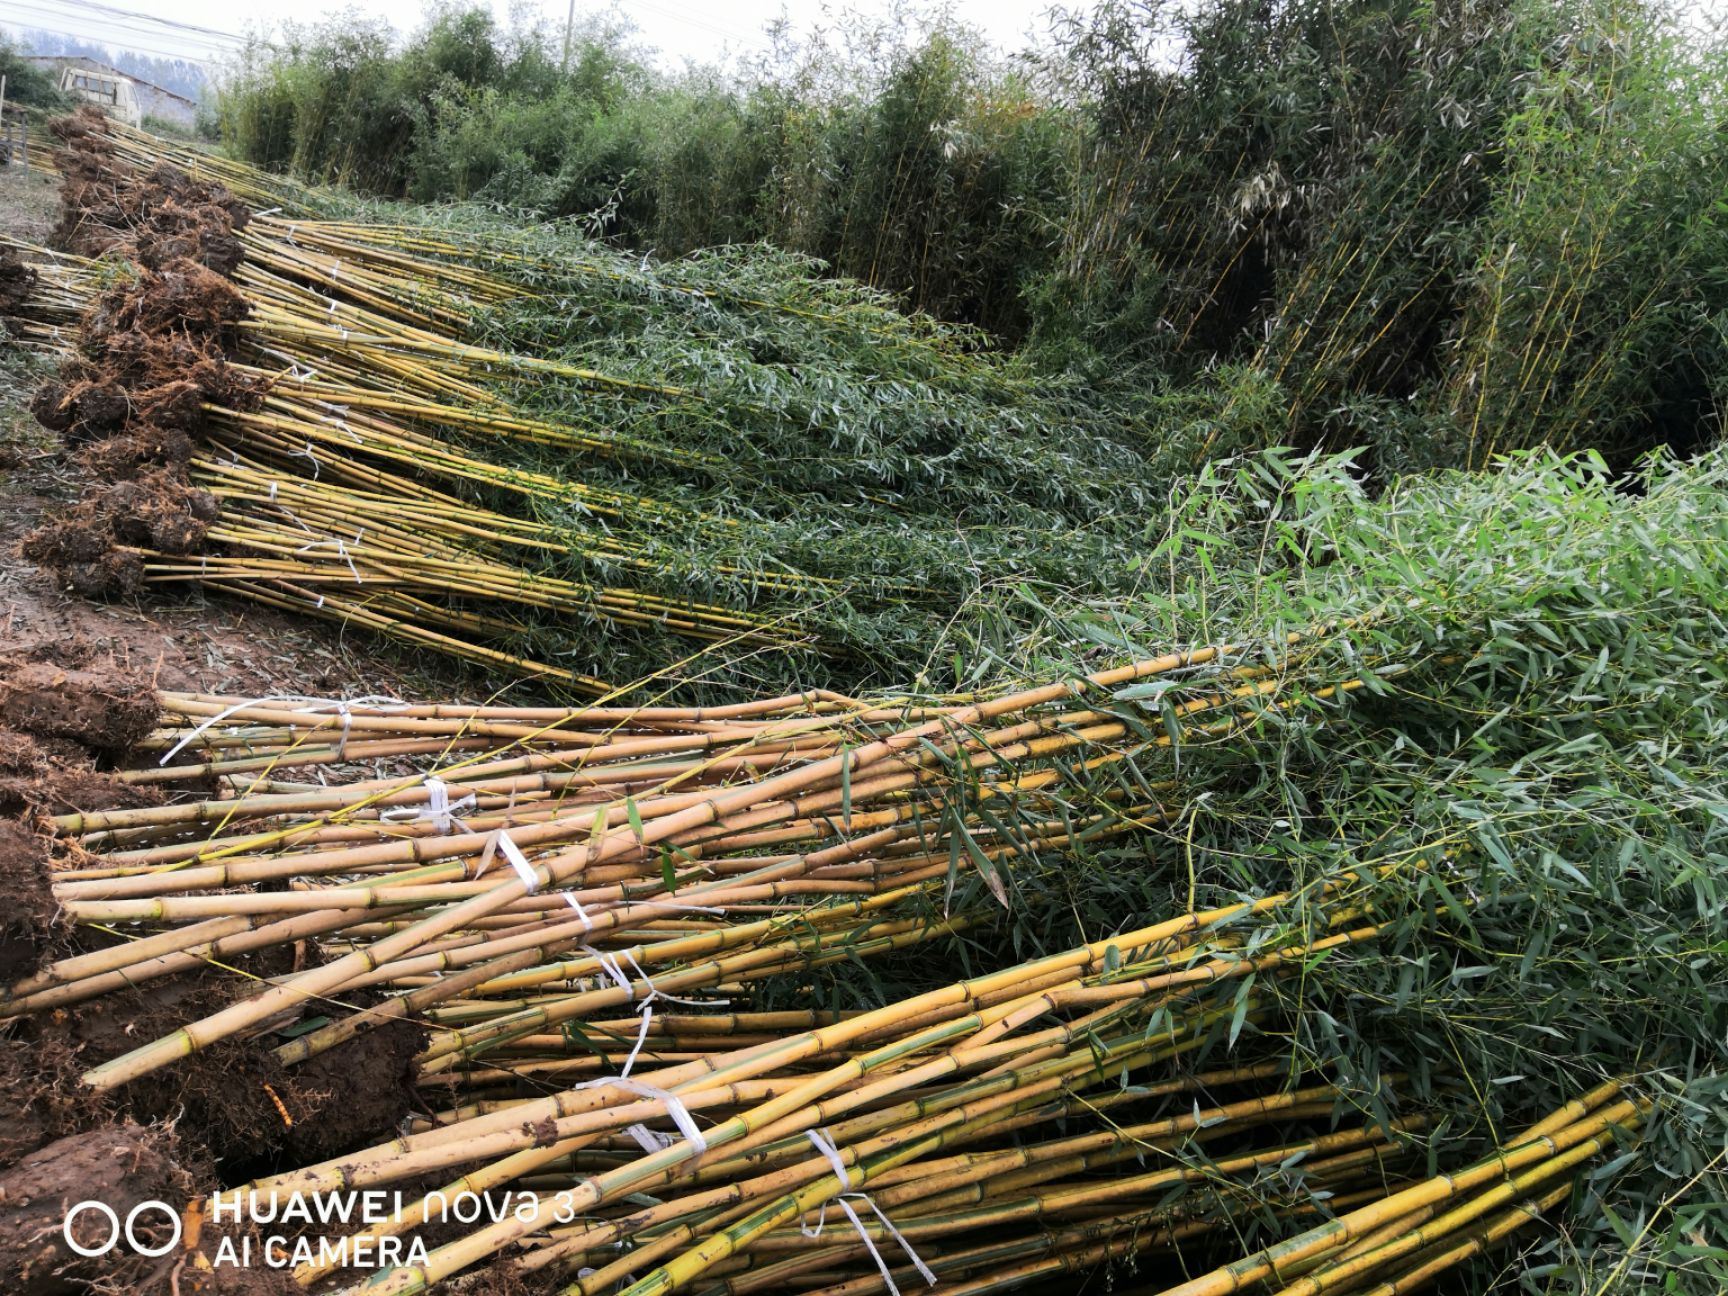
[57,66,143,127]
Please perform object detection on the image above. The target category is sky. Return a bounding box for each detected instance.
[0,0,1066,72]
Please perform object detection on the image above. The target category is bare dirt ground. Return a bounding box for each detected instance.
[1,166,455,700]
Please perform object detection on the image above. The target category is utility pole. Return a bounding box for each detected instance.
[562,0,576,73]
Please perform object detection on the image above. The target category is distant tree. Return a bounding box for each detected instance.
[0,31,70,108]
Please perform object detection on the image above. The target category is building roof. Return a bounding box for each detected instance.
[23,54,197,108]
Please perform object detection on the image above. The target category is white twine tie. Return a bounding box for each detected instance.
[802,1128,935,1295]
[479,828,541,893]
[380,776,476,834]
[294,537,364,585]
[157,693,409,766]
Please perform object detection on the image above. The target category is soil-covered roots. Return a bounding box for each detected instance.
[0,1123,190,1296]
[49,106,250,274]
[0,247,37,319]
[0,823,60,984]
[20,111,264,611]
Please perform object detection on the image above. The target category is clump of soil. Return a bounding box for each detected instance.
[0,821,61,984]
[29,379,130,440]
[0,247,36,319]
[67,959,428,1178]
[0,654,159,979]
[278,1018,427,1166]
[0,660,161,753]
[0,1033,95,1172]
[23,108,264,604]
[0,1115,306,1295]
[0,728,162,819]
[0,1123,192,1296]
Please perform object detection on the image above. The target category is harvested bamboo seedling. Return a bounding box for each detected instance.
[4,113,1163,698]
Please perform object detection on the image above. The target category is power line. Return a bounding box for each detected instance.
[0,11,229,65]
[53,0,246,44]
[0,0,257,61]
[1,7,233,56]
[8,0,779,75]
[0,15,248,68]
[2,13,237,57]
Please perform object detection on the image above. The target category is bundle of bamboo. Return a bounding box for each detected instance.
[0,618,1647,1294]
[7,117,1157,697]
[13,632,1332,1083]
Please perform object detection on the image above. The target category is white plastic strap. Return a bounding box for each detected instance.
[422,776,457,831]
[626,1123,673,1152]
[159,697,280,762]
[614,1080,706,1153]
[837,1195,937,1295]
[157,693,406,766]
[799,1130,934,1291]
[560,891,593,931]
[294,537,363,586]
[799,1202,828,1239]
[806,1128,855,1190]
[620,1004,654,1079]
[480,829,540,893]
[380,776,476,834]
[834,1198,899,1294]
[584,947,730,1079]
[568,1070,707,1152]
[581,946,634,999]
[620,948,718,1007]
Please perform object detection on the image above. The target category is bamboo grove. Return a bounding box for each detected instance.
[200,0,1728,475]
